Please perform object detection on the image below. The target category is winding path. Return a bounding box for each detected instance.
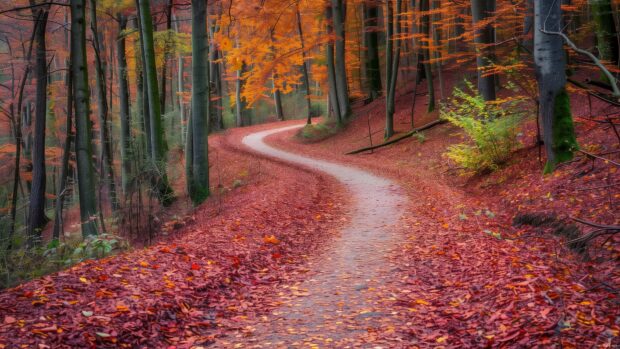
[229,125,408,347]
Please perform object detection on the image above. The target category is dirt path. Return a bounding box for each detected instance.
[219,125,407,347]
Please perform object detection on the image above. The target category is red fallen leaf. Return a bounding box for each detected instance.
[22,291,34,298]
[272,252,282,259]
[191,263,200,271]
[97,274,109,282]
[4,316,16,324]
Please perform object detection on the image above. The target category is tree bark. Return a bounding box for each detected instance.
[71,0,99,238]
[534,0,578,173]
[53,58,73,241]
[331,0,351,119]
[385,0,403,139]
[117,14,133,196]
[138,0,174,205]
[471,0,497,101]
[188,0,210,204]
[27,2,50,245]
[296,4,313,124]
[90,0,119,212]
[363,0,382,100]
[326,5,342,123]
[590,0,619,67]
[419,0,435,112]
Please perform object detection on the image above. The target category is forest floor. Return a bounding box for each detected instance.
[1,85,619,348]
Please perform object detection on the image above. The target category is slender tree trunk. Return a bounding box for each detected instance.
[534,0,578,173]
[363,1,382,100]
[326,5,342,123]
[471,0,497,100]
[134,11,151,159]
[235,60,248,127]
[138,0,174,205]
[331,0,351,119]
[53,59,73,241]
[188,0,210,204]
[9,18,38,243]
[27,3,50,245]
[160,0,173,114]
[420,0,435,112]
[431,0,444,99]
[296,4,313,124]
[71,0,99,238]
[208,14,223,131]
[90,0,119,212]
[590,0,619,67]
[385,0,394,138]
[269,30,285,121]
[117,14,133,196]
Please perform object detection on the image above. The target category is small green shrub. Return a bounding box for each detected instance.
[441,81,525,174]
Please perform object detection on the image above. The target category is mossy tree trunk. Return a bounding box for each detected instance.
[534,0,578,173]
[590,0,619,67]
[71,0,99,238]
[138,0,174,205]
[188,0,210,205]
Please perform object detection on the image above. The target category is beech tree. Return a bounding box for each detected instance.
[71,0,98,238]
[188,0,210,205]
[26,1,50,244]
[534,0,578,173]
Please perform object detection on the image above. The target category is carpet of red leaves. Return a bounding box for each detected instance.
[263,87,619,347]
[0,124,347,348]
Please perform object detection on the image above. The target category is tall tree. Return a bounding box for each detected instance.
[138,0,174,205]
[590,0,619,67]
[295,3,313,124]
[326,4,343,124]
[534,0,578,173]
[419,0,435,112]
[385,0,403,139]
[27,1,50,244]
[270,30,285,121]
[331,0,351,119]
[471,0,497,101]
[89,0,119,212]
[363,0,382,100]
[188,0,210,204]
[117,14,133,195]
[71,0,99,238]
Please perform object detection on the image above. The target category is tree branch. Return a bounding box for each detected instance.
[540,28,620,97]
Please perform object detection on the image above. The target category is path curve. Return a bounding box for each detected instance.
[232,125,407,346]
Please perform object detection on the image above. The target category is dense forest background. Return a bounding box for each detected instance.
[0,0,618,288]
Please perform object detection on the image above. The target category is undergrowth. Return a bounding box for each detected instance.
[441,80,526,174]
[296,120,343,143]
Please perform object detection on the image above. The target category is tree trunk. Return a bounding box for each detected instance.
[235,60,249,127]
[138,0,174,205]
[208,12,224,131]
[295,4,313,124]
[90,0,119,212]
[71,0,99,238]
[534,0,578,173]
[117,14,133,196]
[385,0,402,139]
[590,0,619,67]
[53,58,73,241]
[331,0,351,119]
[189,0,210,204]
[471,0,497,101]
[160,0,173,114]
[135,8,151,159]
[326,5,342,124]
[419,0,435,112]
[27,3,50,245]
[363,1,382,100]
